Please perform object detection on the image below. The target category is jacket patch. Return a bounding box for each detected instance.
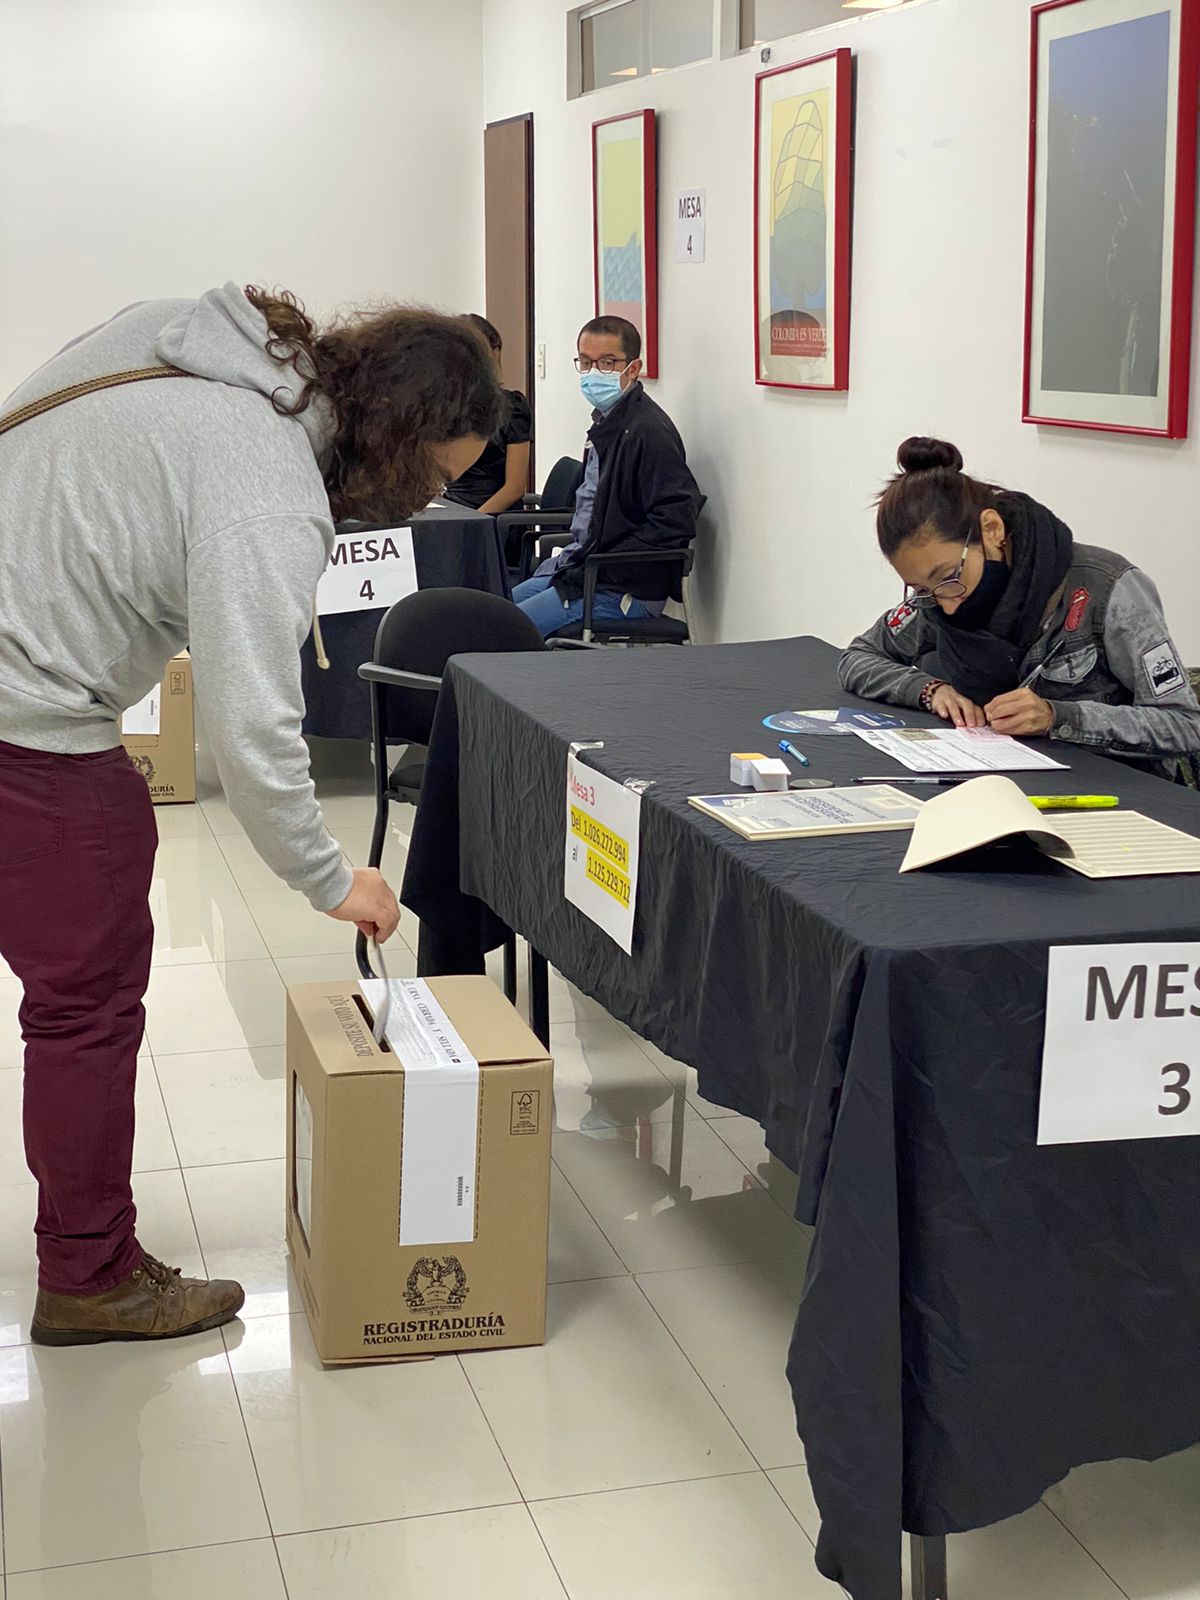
[1064,588,1090,633]
[886,602,917,633]
[1142,642,1185,698]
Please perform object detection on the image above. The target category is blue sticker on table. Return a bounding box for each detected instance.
[762,709,906,735]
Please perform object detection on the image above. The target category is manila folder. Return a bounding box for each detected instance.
[899,775,1066,873]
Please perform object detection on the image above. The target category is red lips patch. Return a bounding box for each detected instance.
[1064,588,1090,633]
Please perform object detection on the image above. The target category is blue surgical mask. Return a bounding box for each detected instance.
[580,369,625,412]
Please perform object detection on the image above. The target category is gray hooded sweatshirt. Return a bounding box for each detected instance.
[0,283,353,911]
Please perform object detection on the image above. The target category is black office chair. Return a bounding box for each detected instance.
[526,494,707,646]
[354,587,547,986]
[548,548,695,645]
[496,454,585,582]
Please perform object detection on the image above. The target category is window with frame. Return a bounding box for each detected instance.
[580,0,714,94]
[740,0,916,48]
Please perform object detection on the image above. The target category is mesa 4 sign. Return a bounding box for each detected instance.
[674,188,706,264]
[1039,942,1200,1145]
[316,526,418,616]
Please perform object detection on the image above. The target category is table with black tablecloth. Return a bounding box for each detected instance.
[301,504,509,740]
[401,635,1200,1600]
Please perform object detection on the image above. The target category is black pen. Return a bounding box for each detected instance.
[853,776,965,787]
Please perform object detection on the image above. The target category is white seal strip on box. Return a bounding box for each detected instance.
[359,977,481,1246]
[121,685,161,736]
[292,1075,315,1248]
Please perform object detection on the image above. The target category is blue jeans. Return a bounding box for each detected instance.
[512,576,655,639]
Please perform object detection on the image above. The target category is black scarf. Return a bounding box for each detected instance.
[926,492,1074,705]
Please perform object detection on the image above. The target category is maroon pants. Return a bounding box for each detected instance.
[0,741,156,1294]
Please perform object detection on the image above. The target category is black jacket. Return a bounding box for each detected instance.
[552,383,701,603]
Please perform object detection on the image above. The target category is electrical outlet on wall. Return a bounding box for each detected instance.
[536,342,547,380]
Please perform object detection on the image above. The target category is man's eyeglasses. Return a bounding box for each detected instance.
[574,355,629,374]
[905,531,973,609]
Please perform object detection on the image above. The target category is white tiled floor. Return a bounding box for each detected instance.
[0,775,1196,1599]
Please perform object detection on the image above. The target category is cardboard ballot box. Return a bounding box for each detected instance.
[120,654,196,805]
[286,976,553,1365]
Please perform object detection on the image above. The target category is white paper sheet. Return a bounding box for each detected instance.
[121,687,160,737]
[1039,812,1200,879]
[359,978,480,1246]
[854,726,1068,774]
[292,1076,314,1247]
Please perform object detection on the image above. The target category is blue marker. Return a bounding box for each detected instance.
[779,740,810,768]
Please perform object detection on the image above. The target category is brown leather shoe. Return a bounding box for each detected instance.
[31,1254,245,1347]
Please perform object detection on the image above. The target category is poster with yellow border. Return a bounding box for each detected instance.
[593,110,659,377]
[754,50,853,390]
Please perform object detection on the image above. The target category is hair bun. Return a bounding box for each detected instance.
[897,436,963,475]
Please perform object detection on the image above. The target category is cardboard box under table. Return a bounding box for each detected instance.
[286,976,552,1364]
[119,653,196,805]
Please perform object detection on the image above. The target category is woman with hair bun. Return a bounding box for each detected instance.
[839,436,1200,766]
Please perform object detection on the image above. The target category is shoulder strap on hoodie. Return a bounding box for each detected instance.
[0,366,195,438]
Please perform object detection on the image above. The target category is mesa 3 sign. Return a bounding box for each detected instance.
[563,750,642,955]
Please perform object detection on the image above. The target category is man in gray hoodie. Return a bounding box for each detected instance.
[0,283,500,1345]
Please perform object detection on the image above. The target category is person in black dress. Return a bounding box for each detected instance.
[445,315,532,515]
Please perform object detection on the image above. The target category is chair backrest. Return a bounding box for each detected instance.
[541,454,585,510]
[373,588,546,746]
[664,493,706,602]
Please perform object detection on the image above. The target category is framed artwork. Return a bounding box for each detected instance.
[1024,0,1200,437]
[754,49,853,391]
[592,110,659,378]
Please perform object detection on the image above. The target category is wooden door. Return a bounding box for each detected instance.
[484,113,535,480]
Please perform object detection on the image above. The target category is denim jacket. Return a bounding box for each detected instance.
[839,544,1200,762]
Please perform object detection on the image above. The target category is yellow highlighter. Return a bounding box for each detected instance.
[1027,796,1119,811]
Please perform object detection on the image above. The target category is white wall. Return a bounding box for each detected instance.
[482,0,1200,661]
[0,0,485,395]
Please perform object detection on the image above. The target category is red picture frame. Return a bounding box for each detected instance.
[753,49,853,392]
[1023,0,1200,437]
[592,109,659,379]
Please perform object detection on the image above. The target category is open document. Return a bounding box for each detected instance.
[1035,811,1200,879]
[854,726,1067,774]
[900,775,1200,878]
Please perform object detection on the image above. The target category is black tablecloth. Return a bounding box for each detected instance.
[401,635,1200,1600]
[301,506,509,740]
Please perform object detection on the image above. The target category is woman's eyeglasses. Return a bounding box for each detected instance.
[905,531,973,609]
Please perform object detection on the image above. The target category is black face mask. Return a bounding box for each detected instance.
[942,559,1010,631]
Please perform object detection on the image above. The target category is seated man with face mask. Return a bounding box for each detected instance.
[511,316,701,638]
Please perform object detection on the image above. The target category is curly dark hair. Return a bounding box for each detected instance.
[244,285,503,521]
[464,313,502,353]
